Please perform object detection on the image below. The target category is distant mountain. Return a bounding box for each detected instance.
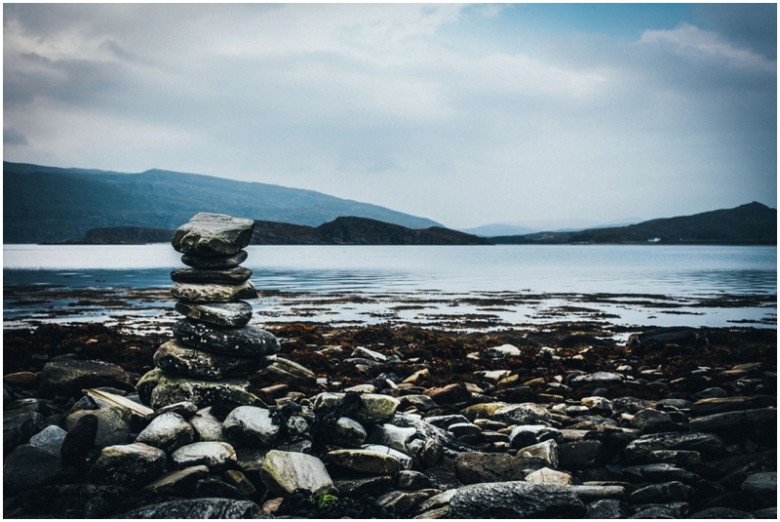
[491,202,777,245]
[73,216,489,246]
[460,223,540,237]
[3,162,441,244]
[462,217,644,237]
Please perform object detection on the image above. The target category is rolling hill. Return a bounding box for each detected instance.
[3,162,440,243]
[491,202,776,245]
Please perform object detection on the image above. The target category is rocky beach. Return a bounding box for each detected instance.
[3,215,777,519]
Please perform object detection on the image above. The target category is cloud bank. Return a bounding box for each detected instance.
[4,4,776,227]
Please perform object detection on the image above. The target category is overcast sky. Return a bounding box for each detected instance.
[4,3,777,228]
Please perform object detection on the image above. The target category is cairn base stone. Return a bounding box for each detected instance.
[137,368,266,410]
[153,340,269,380]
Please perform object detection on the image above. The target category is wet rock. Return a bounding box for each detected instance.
[327,447,403,475]
[624,432,726,461]
[485,344,522,358]
[352,346,387,362]
[398,394,438,412]
[260,449,333,495]
[87,442,166,489]
[628,503,686,518]
[28,425,68,457]
[558,440,604,469]
[155,400,199,418]
[223,405,280,447]
[509,424,563,449]
[367,423,416,453]
[516,439,559,468]
[455,451,540,484]
[171,266,253,285]
[223,469,256,496]
[525,467,572,485]
[448,422,481,440]
[171,281,257,303]
[630,408,678,433]
[425,414,471,429]
[171,441,237,470]
[171,212,255,256]
[362,444,413,469]
[332,416,368,447]
[586,498,630,518]
[175,300,253,328]
[425,383,470,405]
[629,480,692,503]
[138,368,264,410]
[154,340,265,380]
[449,481,586,518]
[569,372,624,388]
[40,359,132,397]
[313,392,399,425]
[741,471,777,497]
[66,406,132,448]
[646,449,701,467]
[173,319,280,358]
[121,497,265,518]
[135,412,194,453]
[60,414,98,466]
[263,357,316,385]
[4,410,47,455]
[377,489,436,515]
[181,250,248,269]
[143,465,210,496]
[688,506,756,518]
[689,408,776,437]
[691,396,775,415]
[334,475,394,495]
[4,444,62,492]
[622,462,700,484]
[190,408,226,441]
[493,402,552,425]
[397,469,433,490]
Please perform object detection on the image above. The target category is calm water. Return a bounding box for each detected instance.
[3,244,777,329]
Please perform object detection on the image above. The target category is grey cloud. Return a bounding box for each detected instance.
[4,127,29,146]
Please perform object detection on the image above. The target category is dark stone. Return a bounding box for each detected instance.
[154,340,266,380]
[66,406,132,448]
[120,497,265,518]
[586,498,630,519]
[558,440,604,469]
[182,250,248,269]
[510,424,564,450]
[135,412,195,453]
[3,409,47,455]
[173,319,280,358]
[630,409,679,434]
[172,213,255,256]
[175,301,253,328]
[689,507,756,518]
[223,406,280,447]
[424,383,471,404]
[171,266,253,285]
[87,442,167,489]
[689,408,777,438]
[624,432,726,461]
[4,444,62,493]
[629,481,692,503]
[397,469,433,490]
[40,359,132,397]
[28,425,67,457]
[7,484,129,518]
[61,413,98,466]
[628,505,680,518]
[449,482,586,518]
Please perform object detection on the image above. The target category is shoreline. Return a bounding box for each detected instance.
[4,285,776,335]
[4,288,777,517]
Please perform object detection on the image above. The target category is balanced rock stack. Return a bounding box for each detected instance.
[138,213,281,410]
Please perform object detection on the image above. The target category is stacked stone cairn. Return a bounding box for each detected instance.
[137,212,281,410]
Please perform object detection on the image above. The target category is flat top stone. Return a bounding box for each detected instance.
[172,213,255,256]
